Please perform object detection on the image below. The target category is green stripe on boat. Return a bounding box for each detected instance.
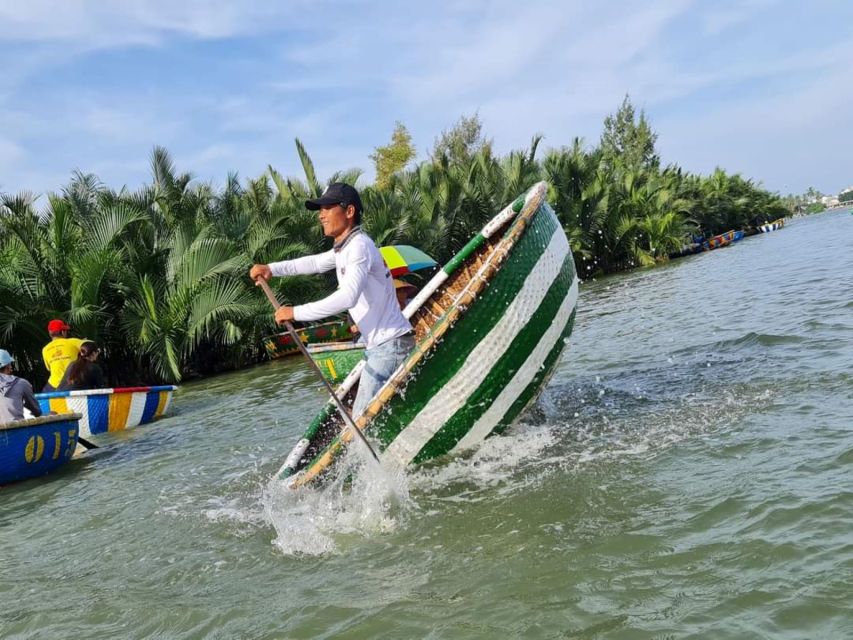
[372,204,562,449]
[379,216,574,466]
[486,308,577,439]
[415,261,578,462]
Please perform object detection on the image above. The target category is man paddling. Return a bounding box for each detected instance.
[250,183,414,419]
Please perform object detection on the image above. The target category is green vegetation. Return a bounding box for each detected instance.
[0,97,788,386]
[370,122,416,189]
[839,190,853,204]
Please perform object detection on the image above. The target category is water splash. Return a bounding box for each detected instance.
[262,440,412,556]
[408,424,558,499]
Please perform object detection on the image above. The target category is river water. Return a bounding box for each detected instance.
[2,209,851,639]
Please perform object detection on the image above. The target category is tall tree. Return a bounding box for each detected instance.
[600,95,659,171]
[370,122,416,189]
[431,113,492,165]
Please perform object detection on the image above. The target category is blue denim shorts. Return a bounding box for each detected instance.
[352,333,415,419]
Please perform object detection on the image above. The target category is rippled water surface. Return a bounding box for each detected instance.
[2,209,852,639]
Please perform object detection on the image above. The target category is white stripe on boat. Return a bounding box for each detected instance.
[382,223,570,468]
[127,392,148,427]
[67,396,90,437]
[451,277,579,452]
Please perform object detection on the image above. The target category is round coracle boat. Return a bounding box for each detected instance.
[279,181,579,488]
[0,413,82,484]
[262,319,353,359]
[36,386,177,437]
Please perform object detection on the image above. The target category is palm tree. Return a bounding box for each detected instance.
[0,123,790,385]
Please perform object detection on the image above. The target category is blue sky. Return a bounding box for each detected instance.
[1,0,851,197]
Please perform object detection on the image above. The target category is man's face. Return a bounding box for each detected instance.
[318,204,354,238]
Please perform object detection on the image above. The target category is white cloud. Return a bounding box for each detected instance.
[0,0,301,45]
[657,62,853,192]
[701,0,778,35]
[0,137,26,171]
[0,0,849,195]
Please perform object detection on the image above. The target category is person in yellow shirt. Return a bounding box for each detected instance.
[41,319,84,392]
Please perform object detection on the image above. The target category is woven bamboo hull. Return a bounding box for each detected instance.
[262,319,353,359]
[35,386,177,438]
[0,413,82,484]
[282,182,579,487]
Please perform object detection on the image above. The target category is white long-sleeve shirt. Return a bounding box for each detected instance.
[268,230,412,349]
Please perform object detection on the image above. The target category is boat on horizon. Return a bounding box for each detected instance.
[758,219,785,232]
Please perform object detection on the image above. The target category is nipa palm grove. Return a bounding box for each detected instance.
[0,97,790,386]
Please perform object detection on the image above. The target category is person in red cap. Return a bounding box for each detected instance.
[41,319,84,392]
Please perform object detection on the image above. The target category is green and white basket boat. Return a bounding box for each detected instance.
[280,181,579,488]
[307,341,365,384]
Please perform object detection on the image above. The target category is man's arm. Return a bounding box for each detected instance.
[269,250,336,277]
[292,252,370,322]
[250,250,336,283]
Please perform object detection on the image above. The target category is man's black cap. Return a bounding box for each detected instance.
[305,183,363,213]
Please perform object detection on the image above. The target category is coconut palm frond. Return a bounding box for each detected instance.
[295,138,321,196]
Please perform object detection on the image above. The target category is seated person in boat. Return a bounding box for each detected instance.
[41,318,85,392]
[57,341,106,391]
[250,182,414,419]
[0,349,43,423]
[393,278,417,310]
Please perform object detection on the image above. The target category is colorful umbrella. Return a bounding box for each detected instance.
[379,245,437,277]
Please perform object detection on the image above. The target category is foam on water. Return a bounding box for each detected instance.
[407,422,559,498]
[260,371,777,552]
[262,439,412,556]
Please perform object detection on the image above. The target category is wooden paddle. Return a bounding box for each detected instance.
[36,410,98,449]
[255,278,380,463]
[77,436,98,449]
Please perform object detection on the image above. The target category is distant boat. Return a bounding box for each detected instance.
[36,386,177,437]
[704,230,736,250]
[758,219,785,233]
[670,242,703,259]
[262,319,353,359]
[0,413,82,485]
[307,342,365,384]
